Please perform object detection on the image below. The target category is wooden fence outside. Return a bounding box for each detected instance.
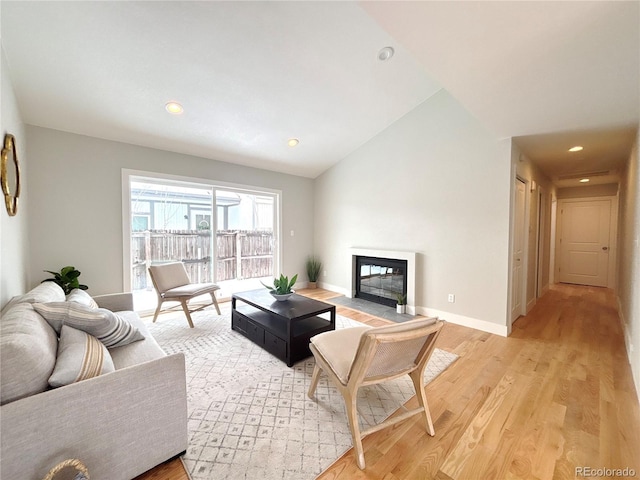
[132,230,274,290]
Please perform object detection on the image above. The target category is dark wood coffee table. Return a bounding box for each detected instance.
[231,289,336,366]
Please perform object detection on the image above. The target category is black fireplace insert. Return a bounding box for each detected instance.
[355,256,407,308]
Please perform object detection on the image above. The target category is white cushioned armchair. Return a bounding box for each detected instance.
[148,262,221,328]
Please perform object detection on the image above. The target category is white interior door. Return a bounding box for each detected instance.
[511,179,526,322]
[558,199,611,287]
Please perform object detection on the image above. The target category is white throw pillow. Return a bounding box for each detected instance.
[66,288,99,309]
[0,303,58,405]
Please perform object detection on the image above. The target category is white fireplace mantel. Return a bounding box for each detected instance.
[348,248,417,315]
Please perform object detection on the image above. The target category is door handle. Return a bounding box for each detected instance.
[602,246,608,251]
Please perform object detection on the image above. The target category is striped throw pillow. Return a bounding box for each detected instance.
[33,302,145,347]
[49,325,115,387]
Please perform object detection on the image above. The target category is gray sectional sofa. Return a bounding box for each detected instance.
[0,282,188,479]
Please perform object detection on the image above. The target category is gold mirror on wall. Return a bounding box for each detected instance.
[1,133,20,216]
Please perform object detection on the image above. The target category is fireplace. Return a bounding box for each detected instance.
[356,256,407,307]
[348,248,417,314]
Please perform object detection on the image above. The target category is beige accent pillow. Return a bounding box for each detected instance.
[49,325,115,387]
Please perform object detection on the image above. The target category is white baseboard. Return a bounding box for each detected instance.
[318,281,350,297]
[526,297,536,313]
[417,306,509,337]
[617,296,640,403]
[319,283,509,337]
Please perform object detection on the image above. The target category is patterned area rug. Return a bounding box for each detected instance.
[146,307,457,480]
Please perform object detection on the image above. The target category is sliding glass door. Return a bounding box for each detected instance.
[125,172,279,312]
[213,189,277,296]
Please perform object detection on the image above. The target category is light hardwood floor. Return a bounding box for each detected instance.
[137,284,640,480]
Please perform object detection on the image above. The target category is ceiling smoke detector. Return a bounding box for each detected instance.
[378,46,394,62]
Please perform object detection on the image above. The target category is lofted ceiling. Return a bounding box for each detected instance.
[1,1,638,182]
[361,0,639,187]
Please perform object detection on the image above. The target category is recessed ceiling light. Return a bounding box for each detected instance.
[579,178,590,183]
[165,102,184,114]
[569,146,583,152]
[287,138,299,147]
[378,46,395,62]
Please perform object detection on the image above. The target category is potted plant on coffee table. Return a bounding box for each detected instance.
[262,273,298,301]
[306,256,322,289]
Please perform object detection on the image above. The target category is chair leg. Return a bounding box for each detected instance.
[343,389,366,469]
[180,300,195,328]
[210,292,221,315]
[308,363,322,398]
[152,299,163,323]
[410,370,435,436]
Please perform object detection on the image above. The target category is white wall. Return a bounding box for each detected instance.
[511,144,555,312]
[617,128,640,397]
[26,126,314,296]
[0,47,29,307]
[314,90,512,334]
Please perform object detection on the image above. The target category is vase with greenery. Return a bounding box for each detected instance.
[305,256,322,289]
[42,266,88,295]
[395,292,407,314]
[262,273,298,301]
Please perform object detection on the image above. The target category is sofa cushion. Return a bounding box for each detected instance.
[49,325,115,387]
[0,303,58,405]
[108,312,166,369]
[1,282,65,314]
[33,302,145,347]
[66,288,99,309]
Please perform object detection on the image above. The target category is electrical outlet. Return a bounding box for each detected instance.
[323,270,327,277]
[448,294,455,303]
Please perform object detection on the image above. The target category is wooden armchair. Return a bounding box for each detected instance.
[308,317,444,469]
[148,262,221,328]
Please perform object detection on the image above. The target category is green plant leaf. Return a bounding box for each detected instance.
[306,256,322,282]
[66,270,81,280]
[41,266,88,294]
[60,266,75,276]
[263,273,297,294]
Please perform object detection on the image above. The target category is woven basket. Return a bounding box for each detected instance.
[43,459,90,480]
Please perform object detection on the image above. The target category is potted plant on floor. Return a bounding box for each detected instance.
[395,293,407,314]
[306,256,322,289]
[262,273,298,301]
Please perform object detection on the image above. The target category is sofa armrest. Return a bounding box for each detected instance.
[93,292,134,311]
[0,353,188,480]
